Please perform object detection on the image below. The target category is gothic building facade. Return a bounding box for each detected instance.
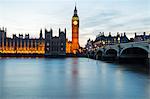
[0,27,45,54]
[0,27,7,52]
[45,28,66,56]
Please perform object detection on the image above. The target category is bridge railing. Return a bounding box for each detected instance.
[119,40,150,46]
[94,40,150,52]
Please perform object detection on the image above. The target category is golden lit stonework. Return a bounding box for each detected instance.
[72,6,79,54]
[0,40,45,54]
[66,6,80,54]
[0,29,45,55]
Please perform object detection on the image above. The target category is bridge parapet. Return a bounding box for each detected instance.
[97,41,149,52]
[120,41,149,48]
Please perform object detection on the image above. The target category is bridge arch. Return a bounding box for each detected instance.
[120,47,148,58]
[95,50,103,60]
[105,49,118,57]
[105,47,118,53]
[120,46,149,56]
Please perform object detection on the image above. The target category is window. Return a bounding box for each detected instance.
[61,48,63,51]
[61,43,63,46]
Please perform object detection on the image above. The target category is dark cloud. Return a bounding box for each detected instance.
[81,10,120,28]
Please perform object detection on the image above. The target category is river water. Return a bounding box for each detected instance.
[0,58,149,99]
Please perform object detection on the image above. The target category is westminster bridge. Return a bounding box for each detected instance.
[87,40,150,65]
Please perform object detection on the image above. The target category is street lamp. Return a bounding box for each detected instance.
[118,37,120,44]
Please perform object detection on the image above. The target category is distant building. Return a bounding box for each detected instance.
[134,32,150,42]
[85,39,94,51]
[0,27,7,52]
[45,28,66,56]
[0,27,45,54]
[91,32,129,48]
[0,27,66,56]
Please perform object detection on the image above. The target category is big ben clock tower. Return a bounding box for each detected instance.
[72,5,79,54]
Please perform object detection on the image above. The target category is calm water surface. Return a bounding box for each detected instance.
[0,58,149,99]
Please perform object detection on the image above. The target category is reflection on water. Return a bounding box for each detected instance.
[0,58,149,99]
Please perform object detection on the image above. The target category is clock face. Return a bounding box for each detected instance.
[73,21,78,25]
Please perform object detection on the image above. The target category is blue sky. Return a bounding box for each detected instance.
[0,0,150,47]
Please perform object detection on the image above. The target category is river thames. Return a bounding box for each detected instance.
[0,58,149,99]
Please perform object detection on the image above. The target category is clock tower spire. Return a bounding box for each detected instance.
[72,4,79,54]
[74,5,77,16]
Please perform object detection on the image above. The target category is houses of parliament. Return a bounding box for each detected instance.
[0,6,80,56]
[0,28,45,54]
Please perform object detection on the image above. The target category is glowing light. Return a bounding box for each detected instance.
[0,41,45,54]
